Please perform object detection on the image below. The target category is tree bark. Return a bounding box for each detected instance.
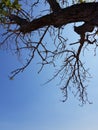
[19,2,98,34]
[46,0,61,12]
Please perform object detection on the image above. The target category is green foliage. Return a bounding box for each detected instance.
[0,0,21,23]
[76,0,86,3]
[73,0,95,4]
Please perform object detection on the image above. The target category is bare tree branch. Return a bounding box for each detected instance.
[46,0,61,12]
[16,2,98,34]
[1,1,98,104]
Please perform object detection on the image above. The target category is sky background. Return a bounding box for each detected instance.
[0,1,98,130]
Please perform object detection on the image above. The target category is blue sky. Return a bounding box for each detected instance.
[0,1,98,130]
[0,30,98,130]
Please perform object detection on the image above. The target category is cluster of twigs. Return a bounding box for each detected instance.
[1,0,98,105]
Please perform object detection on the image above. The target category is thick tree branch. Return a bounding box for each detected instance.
[47,0,61,12]
[9,14,29,26]
[17,2,98,34]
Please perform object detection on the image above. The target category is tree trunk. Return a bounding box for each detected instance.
[20,2,98,34]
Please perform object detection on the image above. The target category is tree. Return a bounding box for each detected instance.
[0,0,98,105]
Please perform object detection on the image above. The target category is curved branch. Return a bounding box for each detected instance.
[18,2,98,33]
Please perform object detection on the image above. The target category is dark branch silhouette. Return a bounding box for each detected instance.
[6,2,98,34]
[47,0,61,12]
[9,14,29,26]
[1,1,98,104]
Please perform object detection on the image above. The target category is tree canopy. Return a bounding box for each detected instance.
[0,0,98,105]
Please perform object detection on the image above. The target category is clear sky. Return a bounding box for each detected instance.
[0,1,98,130]
[0,46,98,130]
